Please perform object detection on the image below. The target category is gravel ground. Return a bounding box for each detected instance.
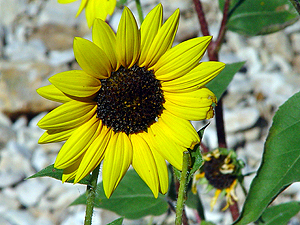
[1,0,300,224]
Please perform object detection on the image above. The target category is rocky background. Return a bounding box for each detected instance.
[1,0,300,224]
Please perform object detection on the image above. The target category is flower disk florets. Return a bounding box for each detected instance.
[96,65,165,135]
[202,154,237,190]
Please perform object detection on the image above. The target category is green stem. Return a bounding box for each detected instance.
[135,0,144,24]
[84,164,101,225]
[290,0,300,15]
[175,151,190,225]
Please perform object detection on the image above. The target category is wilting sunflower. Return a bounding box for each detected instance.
[193,149,244,210]
[37,4,225,198]
[58,0,116,27]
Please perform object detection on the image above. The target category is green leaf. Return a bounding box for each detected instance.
[256,202,300,224]
[107,217,124,225]
[188,147,203,182]
[206,61,245,102]
[27,164,90,185]
[234,91,300,224]
[200,221,217,225]
[219,0,299,36]
[71,169,168,219]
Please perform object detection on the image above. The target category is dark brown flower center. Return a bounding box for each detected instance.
[95,65,165,135]
[203,155,237,189]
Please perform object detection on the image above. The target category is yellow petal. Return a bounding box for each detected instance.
[58,0,77,3]
[163,99,214,121]
[144,9,179,69]
[148,123,185,170]
[138,131,169,194]
[154,36,212,81]
[164,87,216,108]
[106,0,116,15]
[159,110,200,148]
[116,7,140,68]
[151,148,169,194]
[76,0,88,17]
[54,115,100,169]
[73,37,111,79]
[138,4,163,67]
[49,70,101,98]
[37,84,72,103]
[37,101,96,131]
[161,62,225,93]
[93,19,117,70]
[38,128,76,144]
[85,0,102,27]
[130,133,159,198]
[102,132,133,198]
[61,154,84,183]
[75,125,113,183]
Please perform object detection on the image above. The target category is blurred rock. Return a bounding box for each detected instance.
[16,179,48,207]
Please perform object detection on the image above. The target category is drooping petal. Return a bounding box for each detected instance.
[73,37,111,79]
[37,84,72,103]
[37,101,96,131]
[38,127,77,144]
[130,133,159,198]
[49,70,101,98]
[147,123,185,170]
[164,87,216,108]
[161,61,225,93]
[138,4,163,67]
[102,132,133,198]
[159,110,200,148]
[144,9,179,69]
[163,99,215,121]
[74,125,113,183]
[75,0,88,17]
[54,115,100,169]
[116,7,140,68]
[154,36,212,81]
[93,18,117,70]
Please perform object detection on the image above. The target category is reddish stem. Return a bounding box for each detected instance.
[192,0,210,36]
[193,0,240,221]
[229,201,240,221]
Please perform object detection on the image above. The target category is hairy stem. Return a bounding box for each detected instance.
[84,164,100,225]
[175,151,190,225]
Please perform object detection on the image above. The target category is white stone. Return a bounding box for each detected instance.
[16,179,48,207]
[224,107,260,133]
[31,147,51,171]
[0,191,20,213]
[2,210,36,225]
[282,182,300,195]
[37,0,82,27]
[12,116,27,131]
[244,141,265,168]
[0,112,12,127]
[244,127,261,141]
[48,49,75,66]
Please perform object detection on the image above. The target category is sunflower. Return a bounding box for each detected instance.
[58,0,116,27]
[37,4,225,198]
[193,149,244,210]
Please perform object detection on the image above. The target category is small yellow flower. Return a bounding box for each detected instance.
[193,149,243,210]
[37,4,225,198]
[58,0,116,27]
